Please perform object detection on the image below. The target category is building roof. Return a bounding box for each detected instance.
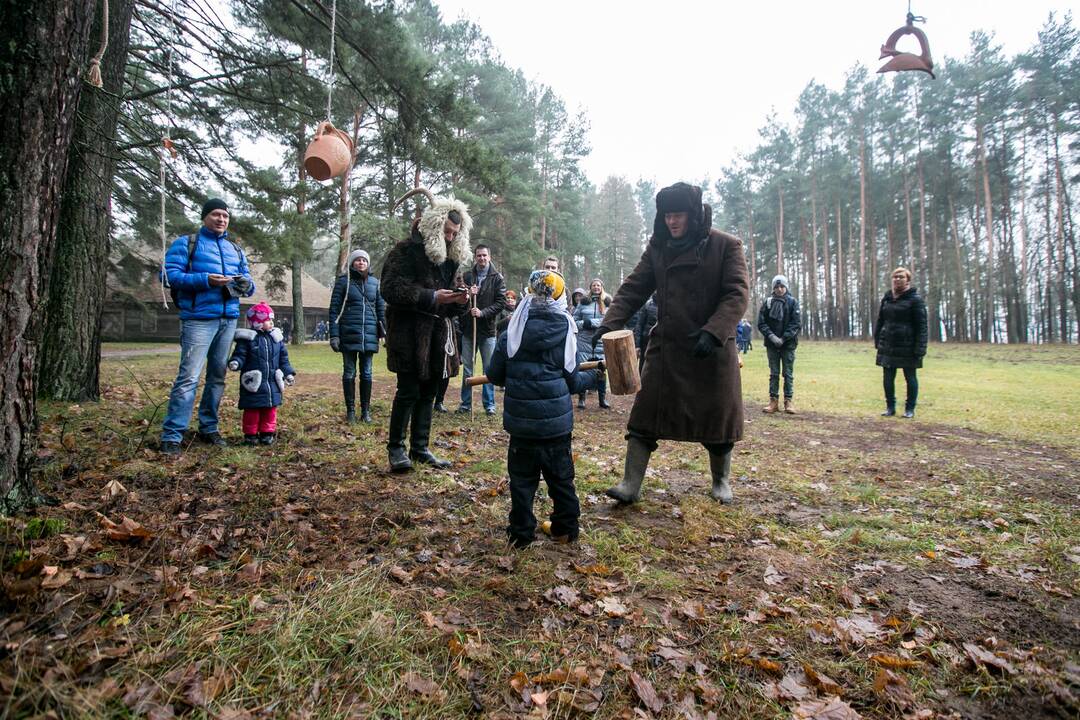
[110,262,334,310]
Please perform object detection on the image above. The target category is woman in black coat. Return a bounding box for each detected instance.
[874,267,928,418]
[329,249,386,423]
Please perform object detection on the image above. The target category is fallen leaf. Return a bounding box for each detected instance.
[41,567,73,590]
[100,515,153,545]
[598,596,630,617]
[870,654,921,669]
[839,586,862,609]
[102,479,128,498]
[873,668,915,709]
[763,564,785,586]
[748,657,784,675]
[963,642,1017,675]
[629,672,663,713]
[544,585,580,607]
[762,670,814,702]
[403,671,446,701]
[802,663,844,696]
[792,696,863,719]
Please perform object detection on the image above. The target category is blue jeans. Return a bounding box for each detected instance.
[460,334,496,410]
[161,317,237,443]
[342,350,373,381]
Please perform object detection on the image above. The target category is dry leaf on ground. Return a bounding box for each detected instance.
[629,672,664,713]
[792,696,863,719]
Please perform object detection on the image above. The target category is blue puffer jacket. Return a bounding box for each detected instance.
[329,270,385,353]
[572,297,609,363]
[228,328,296,409]
[486,302,600,440]
[164,227,255,320]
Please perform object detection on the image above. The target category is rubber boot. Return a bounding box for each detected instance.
[577,393,586,409]
[343,378,357,424]
[387,395,413,473]
[783,397,796,414]
[360,379,373,423]
[708,448,734,504]
[409,401,451,468]
[604,437,652,504]
[598,380,611,409]
[763,397,779,414]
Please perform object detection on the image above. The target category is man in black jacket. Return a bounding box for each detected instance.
[757,274,801,414]
[458,245,508,415]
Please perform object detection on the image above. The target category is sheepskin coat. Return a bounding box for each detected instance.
[381,224,468,380]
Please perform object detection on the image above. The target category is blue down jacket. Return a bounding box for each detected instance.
[329,270,385,353]
[164,227,255,320]
[228,328,296,409]
[486,301,600,440]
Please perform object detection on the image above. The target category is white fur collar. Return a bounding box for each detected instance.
[269,327,284,343]
[418,196,471,266]
[234,328,256,341]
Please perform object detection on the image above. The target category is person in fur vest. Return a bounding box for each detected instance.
[380,190,471,472]
[228,302,296,445]
[593,182,749,505]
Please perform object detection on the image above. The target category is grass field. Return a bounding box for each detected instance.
[2,340,1077,719]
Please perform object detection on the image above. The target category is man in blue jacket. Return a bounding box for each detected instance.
[159,198,255,454]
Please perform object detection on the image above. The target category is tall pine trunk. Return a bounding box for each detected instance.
[38,0,135,401]
[0,0,95,511]
[291,51,308,345]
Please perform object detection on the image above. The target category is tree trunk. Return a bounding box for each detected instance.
[859,133,868,338]
[776,186,785,276]
[38,0,135,401]
[291,50,308,345]
[0,0,95,511]
[977,113,996,342]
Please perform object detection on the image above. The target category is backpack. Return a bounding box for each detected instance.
[162,230,244,308]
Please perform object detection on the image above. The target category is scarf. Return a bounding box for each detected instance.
[507,295,577,374]
[768,295,786,323]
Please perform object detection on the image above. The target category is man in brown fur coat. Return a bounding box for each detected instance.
[381,195,471,472]
[594,183,749,504]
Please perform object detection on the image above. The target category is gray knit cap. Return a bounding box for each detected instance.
[772,274,788,289]
[346,249,370,267]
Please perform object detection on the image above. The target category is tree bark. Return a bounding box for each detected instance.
[38,0,135,401]
[0,0,95,511]
[291,50,308,346]
[977,112,996,342]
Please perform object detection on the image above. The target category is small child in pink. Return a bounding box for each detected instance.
[228,302,296,445]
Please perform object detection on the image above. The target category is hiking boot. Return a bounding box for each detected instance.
[763,397,779,414]
[708,447,734,504]
[160,441,182,456]
[605,436,652,504]
[434,402,448,413]
[258,432,275,446]
[485,407,497,416]
[197,431,228,447]
[783,397,796,414]
[243,434,258,446]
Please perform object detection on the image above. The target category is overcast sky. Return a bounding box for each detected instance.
[435,0,1077,186]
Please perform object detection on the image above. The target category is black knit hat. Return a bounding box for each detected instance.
[201,197,229,219]
[653,183,707,243]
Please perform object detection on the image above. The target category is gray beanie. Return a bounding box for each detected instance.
[772,274,788,289]
[346,249,370,267]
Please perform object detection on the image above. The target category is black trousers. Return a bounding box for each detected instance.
[506,434,579,546]
[883,366,919,411]
[388,372,441,451]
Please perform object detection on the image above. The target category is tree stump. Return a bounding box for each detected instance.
[601,329,640,395]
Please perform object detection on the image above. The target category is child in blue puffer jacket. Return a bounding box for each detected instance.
[228,302,296,445]
[485,271,603,549]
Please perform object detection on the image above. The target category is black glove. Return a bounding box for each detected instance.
[591,326,611,350]
[689,329,718,359]
[329,337,341,352]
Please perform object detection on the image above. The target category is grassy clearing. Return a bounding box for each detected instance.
[2,341,1077,719]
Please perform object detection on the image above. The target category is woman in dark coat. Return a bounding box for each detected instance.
[329,249,386,423]
[874,267,928,418]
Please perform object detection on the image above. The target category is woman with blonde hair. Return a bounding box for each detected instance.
[873,267,928,418]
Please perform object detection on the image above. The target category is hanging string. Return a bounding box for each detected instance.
[325,0,338,121]
[84,0,109,88]
[159,0,180,309]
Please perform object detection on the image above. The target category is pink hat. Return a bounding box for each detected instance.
[246,302,274,327]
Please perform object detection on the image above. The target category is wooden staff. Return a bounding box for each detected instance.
[466,361,601,387]
[470,290,477,422]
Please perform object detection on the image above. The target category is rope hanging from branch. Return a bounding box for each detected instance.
[325,0,337,121]
[159,0,180,309]
[84,0,109,87]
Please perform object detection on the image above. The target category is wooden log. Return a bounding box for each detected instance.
[466,361,601,387]
[601,329,640,395]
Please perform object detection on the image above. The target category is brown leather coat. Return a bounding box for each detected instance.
[601,229,750,443]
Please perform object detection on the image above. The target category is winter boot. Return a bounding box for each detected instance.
[343,378,357,424]
[604,436,652,504]
[258,432,276,446]
[598,388,611,409]
[708,447,734,504]
[902,404,916,419]
[881,403,896,417]
[360,379,373,423]
[577,393,586,409]
[409,401,451,468]
[243,434,258,446]
[783,397,796,414]
[763,397,779,414]
[387,395,414,473]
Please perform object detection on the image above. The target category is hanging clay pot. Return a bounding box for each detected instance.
[303,121,354,181]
